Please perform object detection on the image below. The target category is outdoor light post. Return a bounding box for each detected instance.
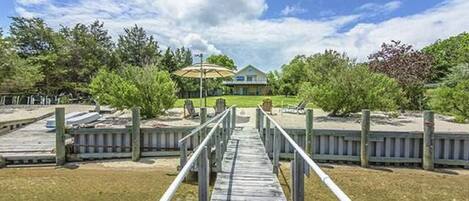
[195,53,204,108]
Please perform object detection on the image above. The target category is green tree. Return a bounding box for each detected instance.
[57,21,116,94]
[9,17,57,57]
[423,32,469,81]
[159,47,178,72]
[368,40,433,110]
[442,63,469,87]
[172,47,198,98]
[89,66,177,118]
[116,25,160,67]
[206,54,236,95]
[206,54,236,70]
[266,71,281,95]
[300,65,402,116]
[0,29,43,93]
[430,80,469,123]
[9,17,64,94]
[278,55,307,95]
[430,63,469,122]
[279,51,351,96]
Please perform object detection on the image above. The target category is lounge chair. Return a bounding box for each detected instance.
[282,100,308,114]
[261,98,273,114]
[214,98,226,115]
[184,99,199,119]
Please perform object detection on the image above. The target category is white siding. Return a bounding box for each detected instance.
[234,66,267,81]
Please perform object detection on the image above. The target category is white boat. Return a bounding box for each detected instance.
[46,112,100,128]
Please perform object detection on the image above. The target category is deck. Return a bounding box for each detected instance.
[0,118,55,164]
[211,126,286,201]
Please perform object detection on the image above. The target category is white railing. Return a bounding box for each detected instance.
[257,106,351,201]
[222,80,268,85]
[159,106,236,201]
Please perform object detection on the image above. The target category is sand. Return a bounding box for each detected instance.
[268,108,469,133]
[0,104,94,123]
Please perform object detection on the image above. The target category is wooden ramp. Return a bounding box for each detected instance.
[211,127,286,201]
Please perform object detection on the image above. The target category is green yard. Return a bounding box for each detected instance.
[174,95,313,108]
[1,162,468,201]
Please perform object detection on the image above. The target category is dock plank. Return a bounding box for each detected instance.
[211,127,286,201]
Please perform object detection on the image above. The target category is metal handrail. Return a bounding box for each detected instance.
[159,107,233,201]
[258,106,351,201]
[178,108,230,143]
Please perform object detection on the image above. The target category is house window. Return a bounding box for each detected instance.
[246,75,257,81]
[236,76,245,81]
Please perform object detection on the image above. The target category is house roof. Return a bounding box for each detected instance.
[235,65,265,76]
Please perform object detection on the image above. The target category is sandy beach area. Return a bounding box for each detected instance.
[269,108,469,133]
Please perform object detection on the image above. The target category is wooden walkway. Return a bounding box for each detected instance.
[211,126,286,201]
[0,118,55,164]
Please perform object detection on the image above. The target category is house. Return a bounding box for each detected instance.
[223,65,269,95]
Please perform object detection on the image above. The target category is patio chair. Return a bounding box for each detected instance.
[184,99,199,119]
[261,98,273,114]
[214,98,226,115]
[282,100,308,114]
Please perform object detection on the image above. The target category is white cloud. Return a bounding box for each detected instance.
[180,33,221,55]
[12,0,469,71]
[16,0,48,5]
[281,5,307,16]
[358,1,402,13]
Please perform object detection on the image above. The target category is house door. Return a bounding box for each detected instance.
[242,87,248,95]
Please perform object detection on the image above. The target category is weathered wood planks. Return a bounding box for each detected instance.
[211,127,286,201]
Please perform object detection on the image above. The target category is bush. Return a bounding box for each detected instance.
[430,80,469,123]
[368,41,433,110]
[442,63,469,87]
[299,66,402,116]
[90,66,177,118]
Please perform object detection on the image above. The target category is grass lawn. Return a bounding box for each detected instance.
[1,161,468,201]
[0,165,198,201]
[174,95,313,108]
[278,163,469,201]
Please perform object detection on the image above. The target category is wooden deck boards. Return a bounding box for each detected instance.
[211,127,286,201]
[0,119,55,163]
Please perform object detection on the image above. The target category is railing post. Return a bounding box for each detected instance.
[55,107,66,166]
[298,132,309,176]
[273,127,281,175]
[256,107,261,130]
[360,109,370,168]
[305,109,313,156]
[260,112,264,141]
[423,110,434,170]
[223,117,231,152]
[216,126,222,172]
[0,155,5,168]
[225,110,229,131]
[179,141,187,169]
[200,107,207,143]
[265,118,272,157]
[132,107,141,162]
[198,146,209,201]
[231,107,236,133]
[292,150,304,201]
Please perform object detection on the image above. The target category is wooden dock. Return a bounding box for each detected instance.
[0,118,55,164]
[211,126,286,201]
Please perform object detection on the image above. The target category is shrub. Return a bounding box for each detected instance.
[430,80,469,123]
[442,63,469,87]
[89,66,177,118]
[299,65,402,116]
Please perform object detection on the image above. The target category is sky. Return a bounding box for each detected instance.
[0,0,468,71]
